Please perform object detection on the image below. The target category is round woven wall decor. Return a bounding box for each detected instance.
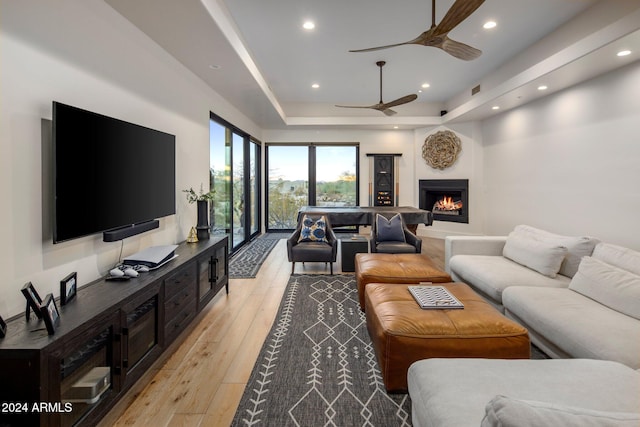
[422,130,462,169]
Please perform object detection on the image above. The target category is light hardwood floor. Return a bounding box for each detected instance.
[101,236,445,427]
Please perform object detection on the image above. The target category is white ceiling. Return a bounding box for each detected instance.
[105,0,640,129]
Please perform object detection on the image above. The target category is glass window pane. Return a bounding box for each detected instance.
[315,146,357,207]
[250,141,259,235]
[268,146,308,229]
[209,121,231,237]
[232,133,245,248]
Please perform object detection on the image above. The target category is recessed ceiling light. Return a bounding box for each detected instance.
[483,21,497,29]
[303,21,315,30]
[421,83,430,89]
[492,106,500,110]
[393,126,399,129]
[617,50,631,57]
[537,85,548,91]
[311,83,319,89]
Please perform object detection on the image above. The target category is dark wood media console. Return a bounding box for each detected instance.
[0,236,228,427]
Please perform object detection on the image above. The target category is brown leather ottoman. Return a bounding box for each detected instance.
[355,253,452,310]
[365,282,530,392]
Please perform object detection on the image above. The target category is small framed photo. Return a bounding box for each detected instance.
[60,272,77,306]
[21,282,43,320]
[0,315,6,339]
[40,294,60,335]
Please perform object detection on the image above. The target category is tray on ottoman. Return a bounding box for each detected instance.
[355,253,452,310]
[365,282,530,392]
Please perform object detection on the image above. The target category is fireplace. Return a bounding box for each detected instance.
[419,179,469,223]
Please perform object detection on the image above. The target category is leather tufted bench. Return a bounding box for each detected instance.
[365,282,530,392]
[355,253,452,310]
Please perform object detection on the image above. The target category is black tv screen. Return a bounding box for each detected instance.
[53,101,176,243]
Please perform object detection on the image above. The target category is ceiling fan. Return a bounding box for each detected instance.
[335,61,417,116]
[349,0,485,61]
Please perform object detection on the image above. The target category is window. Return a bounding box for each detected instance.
[266,144,359,231]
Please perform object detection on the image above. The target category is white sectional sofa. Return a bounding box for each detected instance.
[406,227,640,426]
[503,241,640,369]
[408,358,640,427]
[445,225,599,312]
[445,225,640,368]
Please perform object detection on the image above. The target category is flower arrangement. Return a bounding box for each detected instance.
[183,184,215,204]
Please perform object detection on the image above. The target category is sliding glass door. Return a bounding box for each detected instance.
[210,113,261,252]
[266,144,359,231]
[231,132,245,248]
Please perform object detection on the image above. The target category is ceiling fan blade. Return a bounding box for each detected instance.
[374,107,397,116]
[381,94,418,109]
[335,104,396,116]
[434,0,485,36]
[349,41,412,53]
[440,37,482,60]
[334,104,376,109]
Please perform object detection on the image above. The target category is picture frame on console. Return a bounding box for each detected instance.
[60,272,77,306]
[0,315,6,338]
[21,282,43,320]
[41,294,60,335]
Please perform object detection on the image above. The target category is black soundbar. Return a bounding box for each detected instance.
[103,220,159,242]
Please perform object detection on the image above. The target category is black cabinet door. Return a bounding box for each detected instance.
[197,240,229,310]
[373,155,394,206]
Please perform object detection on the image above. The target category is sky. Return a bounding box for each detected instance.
[210,122,356,182]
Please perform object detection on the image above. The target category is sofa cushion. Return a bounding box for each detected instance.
[449,255,570,307]
[592,243,640,276]
[408,358,640,427]
[482,395,640,427]
[298,215,327,243]
[569,256,640,320]
[503,232,568,278]
[503,286,640,369]
[375,213,405,242]
[513,225,599,277]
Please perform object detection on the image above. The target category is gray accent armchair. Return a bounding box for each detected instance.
[370,212,422,254]
[287,214,338,274]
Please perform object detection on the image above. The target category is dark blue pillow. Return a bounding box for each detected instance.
[376,213,405,242]
[298,215,328,243]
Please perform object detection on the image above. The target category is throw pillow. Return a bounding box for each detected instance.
[503,232,568,278]
[569,256,640,320]
[592,243,640,276]
[513,225,599,277]
[375,213,405,242]
[482,395,640,427]
[298,215,328,243]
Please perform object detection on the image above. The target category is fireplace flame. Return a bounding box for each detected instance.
[433,196,463,212]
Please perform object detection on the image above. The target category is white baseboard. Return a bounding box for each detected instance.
[417,228,483,239]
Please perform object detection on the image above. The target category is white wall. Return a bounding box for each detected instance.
[0,0,261,318]
[481,60,640,249]
[413,123,485,238]
[262,128,416,209]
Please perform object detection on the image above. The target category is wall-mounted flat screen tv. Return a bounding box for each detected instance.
[53,101,176,243]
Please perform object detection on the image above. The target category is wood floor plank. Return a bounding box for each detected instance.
[108,237,445,426]
[167,414,203,427]
[202,383,246,426]
[221,289,285,384]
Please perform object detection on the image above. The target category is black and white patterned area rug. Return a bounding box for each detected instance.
[229,236,280,278]
[231,274,411,426]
